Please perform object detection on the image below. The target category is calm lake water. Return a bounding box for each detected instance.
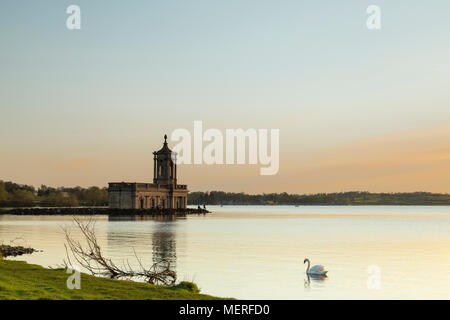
[1,205,450,299]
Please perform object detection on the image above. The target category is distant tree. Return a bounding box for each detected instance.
[81,187,108,206]
[9,189,35,207]
[4,181,35,193]
[38,184,60,197]
[40,192,78,207]
[0,181,9,205]
[187,191,450,206]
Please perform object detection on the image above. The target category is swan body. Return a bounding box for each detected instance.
[304,258,328,276]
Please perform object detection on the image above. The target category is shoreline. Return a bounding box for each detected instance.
[0,207,210,216]
[0,245,38,258]
[0,259,226,300]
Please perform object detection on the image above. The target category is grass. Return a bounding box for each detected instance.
[0,258,227,300]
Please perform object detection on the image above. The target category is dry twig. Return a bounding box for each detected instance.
[62,218,176,285]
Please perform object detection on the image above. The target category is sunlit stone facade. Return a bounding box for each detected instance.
[108,136,188,209]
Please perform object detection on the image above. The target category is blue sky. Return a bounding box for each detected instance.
[1,1,449,192]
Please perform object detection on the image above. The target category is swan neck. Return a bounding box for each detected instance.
[306,259,310,272]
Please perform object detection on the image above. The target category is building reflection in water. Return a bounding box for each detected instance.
[107,215,181,272]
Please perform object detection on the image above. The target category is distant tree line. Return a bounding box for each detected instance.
[2,180,449,207]
[188,191,450,206]
[0,181,108,207]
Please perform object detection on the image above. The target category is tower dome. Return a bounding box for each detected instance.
[153,135,177,185]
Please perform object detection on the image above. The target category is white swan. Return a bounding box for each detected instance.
[304,258,328,276]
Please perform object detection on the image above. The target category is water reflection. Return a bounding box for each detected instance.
[108,215,187,222]
[151,223,177,271]
[304,274,327,289]
[107,215,178,272]
[3,206,450,299]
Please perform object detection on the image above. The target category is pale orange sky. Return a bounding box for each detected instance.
[178,124,450,194]
[1,124,449,194]
[1,1,450,193]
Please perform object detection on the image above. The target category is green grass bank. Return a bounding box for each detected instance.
[0,258,226,300]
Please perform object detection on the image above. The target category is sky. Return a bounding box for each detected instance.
[0,0,449,194]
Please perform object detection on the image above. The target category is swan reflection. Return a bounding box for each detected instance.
[304,273,327,289]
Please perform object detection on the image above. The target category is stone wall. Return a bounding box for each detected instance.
[108,183,136,209]
[108,182,189,209]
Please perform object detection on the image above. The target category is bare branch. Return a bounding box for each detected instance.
[62,217,176,285]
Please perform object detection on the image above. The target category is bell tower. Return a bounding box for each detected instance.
[153,135,177,186]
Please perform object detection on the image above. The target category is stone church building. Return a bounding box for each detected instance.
[108,135,188,209]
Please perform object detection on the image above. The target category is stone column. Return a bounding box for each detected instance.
[174,160,177,185]
[165,159,169,181]
[153,153,157,183]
